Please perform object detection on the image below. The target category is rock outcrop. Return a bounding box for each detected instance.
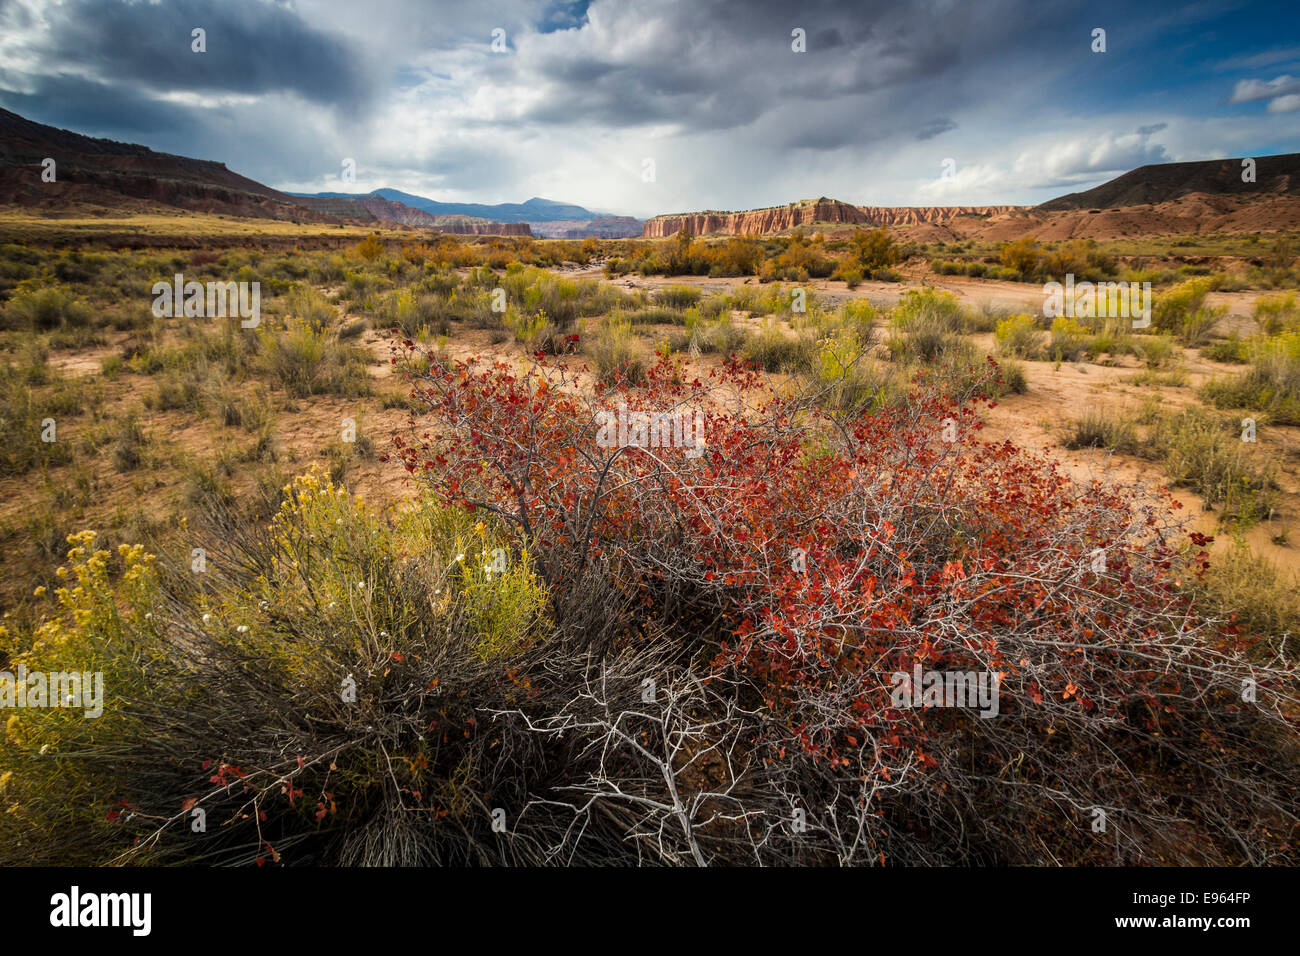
[555,216,644,239]
[642,198,1024,237]
[429,215,533,236]
[857,205,1022,226]
[643,198,863,237]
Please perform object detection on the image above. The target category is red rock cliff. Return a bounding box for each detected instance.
[642,198,1023,237]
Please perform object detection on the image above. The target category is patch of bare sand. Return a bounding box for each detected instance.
[981,356,1300,578]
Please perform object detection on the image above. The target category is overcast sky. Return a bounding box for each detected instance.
[1,0,1297,217]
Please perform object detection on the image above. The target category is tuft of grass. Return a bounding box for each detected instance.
[109,414,149,472]
[888,288,965,363]
[586,313,646,385]
[1063,407,1138,453]
[996,357,1029,394]
[1129,367,1189,387]
[1202,334,1249,364]
[654,284,703,310]
[1196,541,1300,656]
[743,319,815,373]
[1150,408,1279,525]
[1201,331,1300,424]
[257,316,371,398]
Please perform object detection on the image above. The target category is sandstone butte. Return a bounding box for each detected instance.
[641,197,1024,238]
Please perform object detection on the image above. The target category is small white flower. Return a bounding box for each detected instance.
[455,553,465,562]
[202,613,211,624]
[237,625,249,633]
[357,581,364,589]
[379,630,388,638]
[39,744,49,755]
[145,612,152,619]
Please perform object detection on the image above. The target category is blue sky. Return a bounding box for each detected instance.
[1,0,1296,217]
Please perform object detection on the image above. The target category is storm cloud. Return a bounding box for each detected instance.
[1,0,1296,216]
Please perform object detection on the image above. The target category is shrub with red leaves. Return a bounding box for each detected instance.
[392,343,1298,865]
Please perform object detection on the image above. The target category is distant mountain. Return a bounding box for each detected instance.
[294,189,643,237]
[0,108,533,234]
[1035,153,1300,212]
[376,190,598,223]
[294,190,599,222]
[0,107,350,222]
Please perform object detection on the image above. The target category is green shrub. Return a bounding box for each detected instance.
[1152,278,1212,336]
[654,284,702,309]
[1048,317,1089,361]
[1178,305,1226,346]
[1151,408,1278,524]
[889,288,965,363]
[1136,334,1177,368]
[698,293,730,319]
[993,313,1043,358]
[3,285,91,331]
[1201,331,1300,424]
[743,319,814,372]
[1202,334,1249,364]
[707,314,747,355]
[1254,292,1299,335]
[586,313,646,385]
[258,316,371,398]
[809,327,899,413]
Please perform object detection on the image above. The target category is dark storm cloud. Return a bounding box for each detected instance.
[503,0,1043,146]
[0,73,199,139]
[0,0,1294,213]
[916,117,957,140]
[23,0,371,108]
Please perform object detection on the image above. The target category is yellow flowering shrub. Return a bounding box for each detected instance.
[0,468,551,865]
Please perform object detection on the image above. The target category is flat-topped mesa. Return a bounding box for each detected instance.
[642,197,1025,237]
[428,215,534,236]
[642,198,864,237]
